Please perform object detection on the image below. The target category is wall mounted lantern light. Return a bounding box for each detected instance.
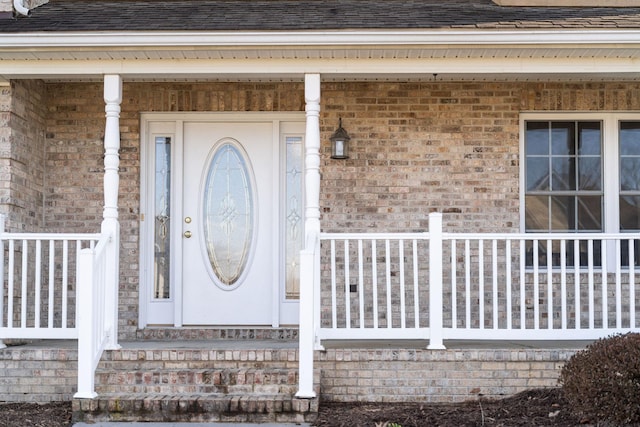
[330,118,351,160]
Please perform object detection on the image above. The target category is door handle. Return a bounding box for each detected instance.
[184,231,192,238]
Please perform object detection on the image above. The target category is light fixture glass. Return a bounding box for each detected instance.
[330,118,350,159]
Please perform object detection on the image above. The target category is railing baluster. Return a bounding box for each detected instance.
[602,240,608,329]
[399,240,406,329]
[330,239,337,328]
[7,239,14,328]
[21,240,28,328]
[506,240,512,330]
[48,240,55,328]
[560,239,567,330]
[533,239,539,330]
[62,240,69,328]
[412,239,419,329]
[451,239,457,329]
[574,239,580,329]
[546,239,552,330]
[588,239,594,329]
[630,239,636,329]
[372,240,378,329]
[492,239,498,329]
[519,239,525,329]
[344,239,350,329]
[465,239,470,329]
[615,239,622,329]
[478,240,484,329]
[35,240,42,328]
[385,239,391,328]
[357,239,364,329]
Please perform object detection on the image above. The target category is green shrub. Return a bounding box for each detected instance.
[559,333,640,425]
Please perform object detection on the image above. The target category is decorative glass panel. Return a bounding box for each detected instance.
[154,136,171,299]
[203,142,254,286]
[285,136,303,299]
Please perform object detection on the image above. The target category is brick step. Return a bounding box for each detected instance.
[95,368,299,395]
[135,327,298,341]
[100,344,298,368]
[72,392,319,424]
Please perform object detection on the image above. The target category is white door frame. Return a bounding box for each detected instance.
[139,112,305,328]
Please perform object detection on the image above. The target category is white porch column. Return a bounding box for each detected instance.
[304,74,321,237]
[102,74,122,350]
[296,73,321,399]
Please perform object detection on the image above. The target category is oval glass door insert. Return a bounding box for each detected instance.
[203,141,255,287]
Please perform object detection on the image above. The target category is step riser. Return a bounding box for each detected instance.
[135,328,298,341]
[96,385,300,395]
[96,370,299,395]
[73,394,318,424]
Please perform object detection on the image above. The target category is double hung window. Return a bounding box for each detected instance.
[522,113,640,267]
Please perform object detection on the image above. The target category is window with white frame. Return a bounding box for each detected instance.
[521,113,640,267]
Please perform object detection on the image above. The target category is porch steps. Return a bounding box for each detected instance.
[72,339,319,424]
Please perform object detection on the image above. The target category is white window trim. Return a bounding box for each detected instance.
[519,111,640,235]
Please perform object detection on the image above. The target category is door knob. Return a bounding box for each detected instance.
[184,231,192,238]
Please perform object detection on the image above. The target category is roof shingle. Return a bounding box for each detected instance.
[1,0,640,33]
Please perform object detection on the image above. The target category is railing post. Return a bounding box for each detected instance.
[296,73,321,399]
[74,248,97,399]
[0,214,5,350]
[296,235,317,398]
[102,74,122,350]
[428,212,446,350]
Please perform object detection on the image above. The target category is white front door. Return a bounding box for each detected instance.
[141,114,304,328]
[182,121,276,325]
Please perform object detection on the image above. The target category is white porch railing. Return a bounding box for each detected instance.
[0,220,118,398]
[314,213,640,350]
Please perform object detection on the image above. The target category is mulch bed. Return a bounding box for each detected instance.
[0,388,584,426]
[0,402,72,427]
[315,388,585,427]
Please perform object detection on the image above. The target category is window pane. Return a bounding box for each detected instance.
[578,157,601,191]
[620,195,640,231]
[551,122,575,156]
[620,158,640,191]
[620,122,640,156]
[526,157,549,191]
[577,196,602,231]
[578,122,601,156]
[550,195,574,231]
[551,157,575,191]
[154,136,171,299]
[525,122,549,156]
[525,195,549,231]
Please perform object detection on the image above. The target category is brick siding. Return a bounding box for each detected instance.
[3,80,639,339]
[0,80,46,232]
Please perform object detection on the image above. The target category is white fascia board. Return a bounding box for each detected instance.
[2,29,640,49]
[2,56,640,78]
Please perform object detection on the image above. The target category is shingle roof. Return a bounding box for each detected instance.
[1,0,640,33]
